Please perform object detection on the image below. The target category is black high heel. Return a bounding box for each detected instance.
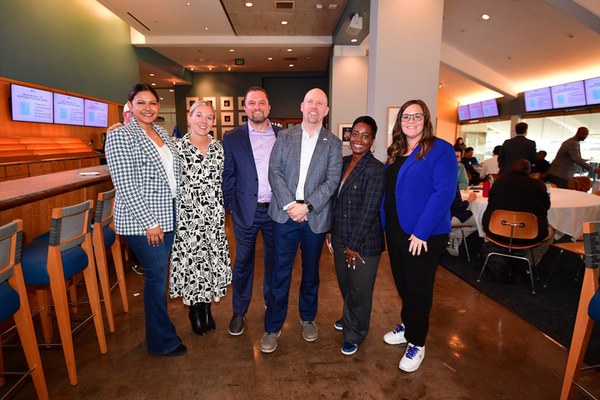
[189,303,207,336]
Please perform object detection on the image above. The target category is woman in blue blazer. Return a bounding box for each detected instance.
[381,100,456,372]
[327,116,385,356]
[106,84,186,357]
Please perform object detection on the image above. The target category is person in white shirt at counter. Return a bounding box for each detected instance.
[480,145,500,177]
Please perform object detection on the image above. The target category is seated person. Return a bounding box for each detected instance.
[463,147,480,167]
[482,159,554,264]
[461,147,482,185]
[480,145,501,177]
[531,150,550,177]
[447,189,478,256]
[454,147,469,190]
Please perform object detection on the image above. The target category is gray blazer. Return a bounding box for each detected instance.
[268,124,342,234]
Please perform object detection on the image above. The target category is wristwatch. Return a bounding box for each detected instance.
[296,200,314,212]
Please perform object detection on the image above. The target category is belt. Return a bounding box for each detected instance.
[257,202,270,208]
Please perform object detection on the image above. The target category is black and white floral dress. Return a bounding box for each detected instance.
[170,134,232,305]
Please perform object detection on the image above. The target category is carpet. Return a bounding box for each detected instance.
[439,234,600,365]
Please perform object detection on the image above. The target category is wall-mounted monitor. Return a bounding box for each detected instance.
[84,99,108,128]
[53,93,84,126]
[10,83,53,123]
[585,77,600,106]
[551,80,586,109]
[524,87,553,112]
[468,102,483,119]
[458,105,470,121]
[481,99,499,117]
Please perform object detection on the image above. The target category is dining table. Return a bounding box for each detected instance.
[466,187,600,239]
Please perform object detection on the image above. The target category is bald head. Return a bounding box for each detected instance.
[301,88,329,129]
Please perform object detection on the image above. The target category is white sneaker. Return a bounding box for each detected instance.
[383,324,407,345]
[399,343,425,372]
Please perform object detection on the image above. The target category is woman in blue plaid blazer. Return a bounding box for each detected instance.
[106,84,186,357]
[327,116,385,356]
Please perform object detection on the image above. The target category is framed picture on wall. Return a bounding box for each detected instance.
[202,96,216,108]
[186,97,199,110]
[238,112,248,125]
[387,107,400,147]
[338,123,352,145]
[238,96,245,110]
[221,111,234,126]
[221,96,234,111]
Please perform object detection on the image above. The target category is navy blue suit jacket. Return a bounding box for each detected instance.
[222,123,281,229]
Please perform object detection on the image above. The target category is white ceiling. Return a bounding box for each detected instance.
[96,0,600,108]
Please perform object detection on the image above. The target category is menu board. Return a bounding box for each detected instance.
[585,77,600,106]
[524,88,553,112]
[458,105,470,121]
[468,102,484,119]
[84,99,108,128]
[10,84,53,123]
[481,99,499,117]
[54,93,84,126]
[551,81,586,109]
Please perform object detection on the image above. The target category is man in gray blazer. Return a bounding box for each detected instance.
[261,88,343,353]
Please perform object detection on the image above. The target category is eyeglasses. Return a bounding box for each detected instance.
[400,113,425,122]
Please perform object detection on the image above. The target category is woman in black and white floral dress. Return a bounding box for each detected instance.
[170,100,232,336]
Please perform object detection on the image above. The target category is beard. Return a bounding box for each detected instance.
[249,112,266,124]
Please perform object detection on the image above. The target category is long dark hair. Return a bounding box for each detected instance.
[386,99,434,164]
[127,83,159,103]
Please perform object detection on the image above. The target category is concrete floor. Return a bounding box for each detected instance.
[3,219,600,399]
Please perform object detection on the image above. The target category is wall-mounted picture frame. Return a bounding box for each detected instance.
[387,107,400,147]
[238,96,245,110]
[238,112,248,125]
[220,96,234,111]
[338,123,352,144]
[186,97,199,110]
[202,96,216,108]
[221,111,234,126]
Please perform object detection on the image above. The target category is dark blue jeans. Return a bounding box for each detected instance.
[125,232,181,355]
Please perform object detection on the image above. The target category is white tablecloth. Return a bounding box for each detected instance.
[467,188,600,239]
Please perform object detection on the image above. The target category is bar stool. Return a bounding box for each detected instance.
[21,200,107,386]
[0,219,48,400]
[92,189,129,333]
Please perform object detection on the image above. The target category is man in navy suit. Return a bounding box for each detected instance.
[260,88,343,353]
[223,87,281,336]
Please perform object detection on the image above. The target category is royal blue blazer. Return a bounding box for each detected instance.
[381,138,457,241]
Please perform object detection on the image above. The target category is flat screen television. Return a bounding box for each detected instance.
[585,77,600,106]
[53,93,84,126]
[524,87,553,112]
[84,99,108,128]
[468,102,484,119]
[551,81,586,109]
[481,99,499,117]
[458,105,470,121]
[10,83,53,123]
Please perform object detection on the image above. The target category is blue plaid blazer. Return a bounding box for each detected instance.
[105,118,180,236]
[331,152,385,256]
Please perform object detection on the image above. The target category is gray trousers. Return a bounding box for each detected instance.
[331,231,380,344]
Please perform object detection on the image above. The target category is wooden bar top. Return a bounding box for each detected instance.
[0,165,111,211]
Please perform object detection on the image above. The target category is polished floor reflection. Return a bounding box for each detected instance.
[2,218,599,399]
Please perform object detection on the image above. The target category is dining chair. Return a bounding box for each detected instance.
[477,210,541,294]
[450,223,477,261]
[542,240,584,289]
[21,200,107,386]
[560,221,600,400]
[92,189,128,333]
[0,219,49,400]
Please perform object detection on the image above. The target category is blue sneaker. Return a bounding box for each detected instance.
[341,339,358,356]
[383,324,407,345]
[399,343,425,372]
[333,319,343,331]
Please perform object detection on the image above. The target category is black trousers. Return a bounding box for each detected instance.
[385,216,447,346]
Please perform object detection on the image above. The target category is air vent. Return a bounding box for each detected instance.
[275,1,294,10]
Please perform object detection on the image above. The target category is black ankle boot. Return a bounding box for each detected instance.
[203,302,216,331]
[189,303,207,336]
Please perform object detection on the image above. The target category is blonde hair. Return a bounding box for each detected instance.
[188,100,215,117]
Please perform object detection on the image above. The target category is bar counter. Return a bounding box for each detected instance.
[0,165,113,242]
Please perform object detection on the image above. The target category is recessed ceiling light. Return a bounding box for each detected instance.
[229,49,235,52]
[289,64,294,67]
[151,83,156,86]
[281,20,288,25]
[228,66,231,71]
[351,38,357,43]
[208,67,213,71]
[245,2,253,6]
[287,48,293,52]
[204,27,208,31]
[481,14,490,20]
[186,2,191,6]
[328,4,338,9]
[160,97,164,101]
[267,57,273,61]
[190,67,195,71]
[315,4,323,9]
[149,73,155,77]
[169,89,174,92]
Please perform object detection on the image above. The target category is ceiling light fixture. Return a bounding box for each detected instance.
[245,2,253,7]
[287,48,293,52]
[229,49,235,52]
[289,64,294,67]
[328,4,338,9]
[351,38,357,43]
[281,20,288,25]
[267,57,273,61]
[316,4,323,9]
[228,66,232,71]
[481,14,490,20]
[186,2,191,5]
[151,83,156,86]
[149,73,155,77]
[208,67,213,71]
